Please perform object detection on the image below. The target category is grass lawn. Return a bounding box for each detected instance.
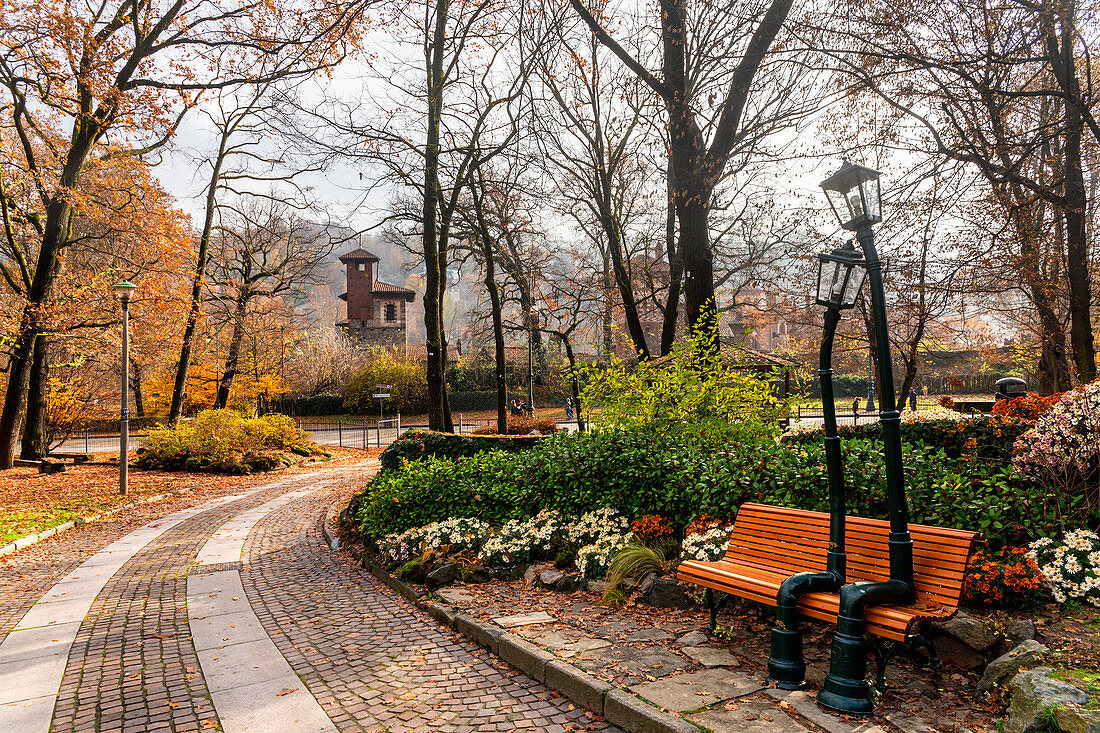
[0,446,375,545]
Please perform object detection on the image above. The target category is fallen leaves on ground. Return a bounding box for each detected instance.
[0,447,376,544]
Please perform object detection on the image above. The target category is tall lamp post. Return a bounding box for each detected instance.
[817,161,914,714]
[527,305,539,412]
[767,240,866,690]
[112,281,137,496]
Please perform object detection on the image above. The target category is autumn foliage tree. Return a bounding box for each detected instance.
[0,0,370,466]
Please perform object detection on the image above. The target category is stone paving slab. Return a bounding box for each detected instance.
[631,667,765,712]
[493,611,556,628]
[690,699,809,732]
[210,678,338,733]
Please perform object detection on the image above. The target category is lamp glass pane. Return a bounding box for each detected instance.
[842,266,866,306]
[823,188,848,227]
[859,175,882,221]
[817,257,841,304]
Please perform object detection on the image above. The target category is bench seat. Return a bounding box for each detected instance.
[677,503,981,642]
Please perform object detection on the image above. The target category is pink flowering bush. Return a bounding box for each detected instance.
[1012,383,1100,523]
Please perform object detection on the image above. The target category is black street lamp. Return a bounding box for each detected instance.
[768,240,865,690]
[112,280,137,496]
[817,161,915,714]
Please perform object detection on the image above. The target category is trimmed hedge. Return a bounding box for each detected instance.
[353,425,1072,549]
[379,429,544,473]
[782,415,1029,462]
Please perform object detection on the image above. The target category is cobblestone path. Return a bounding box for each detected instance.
[0,460,619,733]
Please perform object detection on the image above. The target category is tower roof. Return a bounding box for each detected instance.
[338,247,380,263]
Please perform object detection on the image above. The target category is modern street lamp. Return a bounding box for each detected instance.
[768,240,865,690]
[527,305,539,413]
[112,280,137,496]
[817,161,915,715]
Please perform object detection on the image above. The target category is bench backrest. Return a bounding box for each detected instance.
[725,503,981,608]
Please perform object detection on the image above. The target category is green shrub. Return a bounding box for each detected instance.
[574,326,785,445]
[354,451,530,539]
[343,351,429,414]
[136,410,325,474]
[379,429,543,473]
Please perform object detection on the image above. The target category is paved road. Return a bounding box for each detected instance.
[0,460,616,732]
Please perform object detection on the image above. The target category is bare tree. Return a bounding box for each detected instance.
[207,202,334,409]
[567,0,816,348]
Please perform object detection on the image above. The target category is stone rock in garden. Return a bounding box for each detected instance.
[425,562,460,588]
[556,574,581,592]
[637,572,658,598]
[539,569,565,588]
[587,580,612,595]
[646,578,697,610]
[1005,619,1039,648]
[933,611,999,653]
[933,635,988,672]
[523,565,540,584]
[1004,668,1089,733]
[622,578,638,592]
[977,640,1049,695]
[676,631,709,647]
[398,558,427,584]
[1054,705,1100,733]
[464,566,492,584]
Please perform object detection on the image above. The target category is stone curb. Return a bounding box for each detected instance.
[327,501,703,732]
[0,488,186,559]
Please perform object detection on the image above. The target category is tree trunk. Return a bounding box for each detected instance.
[676,197,717,350]
[601,247,614,355]
[169,146,225,423]
[19,334,48,461]
[598,171,651,359]
[660,174,682,355]
[480,234,508,434]
[215,295,249,409]
[423,0,451,432]
[1060,67,1095,382]
[130,357,146,418]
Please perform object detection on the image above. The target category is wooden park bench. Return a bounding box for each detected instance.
[677,503,981,680]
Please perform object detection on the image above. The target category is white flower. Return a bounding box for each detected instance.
[478,510,566,566]
[567,508,628,546]
[680,527,732,562]
[576,533,632,579]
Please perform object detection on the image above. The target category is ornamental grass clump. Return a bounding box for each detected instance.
[1029,531,1100,606]
[478,510,565,566]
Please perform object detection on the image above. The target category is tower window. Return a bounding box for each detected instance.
[385,303,397,322]
[357,263,365,271]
